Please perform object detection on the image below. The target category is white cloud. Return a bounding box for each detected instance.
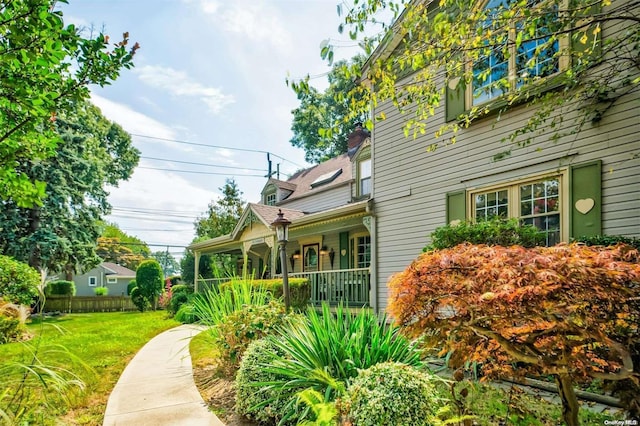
[107,167,214,249]
[134,65,235,115]
[91,93,176,140]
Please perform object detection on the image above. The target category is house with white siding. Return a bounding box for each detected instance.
[189,125,375,306]
[362,0,640,312]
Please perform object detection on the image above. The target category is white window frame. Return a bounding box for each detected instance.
[88,276,97,287]
[107,277,117,284]
[358,158,372,197]
[265,192,277,206]
[467,0,569,107]
[468,170,569,245]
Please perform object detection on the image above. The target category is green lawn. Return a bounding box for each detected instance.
[0,311,179,425]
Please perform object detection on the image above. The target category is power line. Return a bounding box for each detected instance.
[112,206,203,214]
[130,133,306,168]
[137,166,266,177]
[141,156,268,173]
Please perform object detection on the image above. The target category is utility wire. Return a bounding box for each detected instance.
[137,166,266,177]
[130,133,306,168]
[141,156,268,173]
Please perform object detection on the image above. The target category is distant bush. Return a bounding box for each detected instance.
[424,218,544,252]
[136,260,164,309]
[0,255,40,305]
[575,234,640,250]
[127,279,137,296]
[130,287,148,312]
[220,278,310,310]
[94,287,108,296]
[170,284,193,295]
[346,362,442,426]
[235,338,299,424]
[168,292,190,315]
[44,280,76,297]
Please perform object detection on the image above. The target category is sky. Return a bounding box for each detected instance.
[59,0,367,260]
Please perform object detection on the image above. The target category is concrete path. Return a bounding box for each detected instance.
[103,324,224,426]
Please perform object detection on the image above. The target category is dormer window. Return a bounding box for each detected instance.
[359,158,371,196]
[265,191,277,206]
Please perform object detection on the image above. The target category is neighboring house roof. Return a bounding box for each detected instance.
[263,178,297,193]
[101,262,136,278]
[278,153,353,202]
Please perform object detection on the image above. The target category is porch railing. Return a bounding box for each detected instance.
[196,268,370,307]
[288,268,370,307]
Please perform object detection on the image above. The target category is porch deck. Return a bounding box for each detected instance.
[196,268,370,307]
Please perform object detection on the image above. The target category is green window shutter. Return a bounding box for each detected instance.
[570,160,602,239]
[445,78,465,122]
[446,190,466,224]
[571,1,602,61]
[339,231,349,269]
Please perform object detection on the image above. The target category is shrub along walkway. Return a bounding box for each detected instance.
[103,324,224,426]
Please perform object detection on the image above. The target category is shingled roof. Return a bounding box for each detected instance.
[101,262,136,277]
[279,153,353,202]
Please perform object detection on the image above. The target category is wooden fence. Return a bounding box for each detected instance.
[43,296,137,313]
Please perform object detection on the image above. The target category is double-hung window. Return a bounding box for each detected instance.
[265,192,276,206]
[471,173,565,246]
[471,0,562,106]
[359,158,372,196]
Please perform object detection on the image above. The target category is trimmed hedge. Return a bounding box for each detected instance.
[44,280,76,296]
[576,234,640,250]
[220,278,310,310]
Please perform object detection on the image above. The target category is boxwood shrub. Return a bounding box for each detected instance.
[0,255,40,305]
[345,362,443,426]
[575,234,640,250]
[235,338,300,424]
[44,280,76,296]
[220,278,310,310]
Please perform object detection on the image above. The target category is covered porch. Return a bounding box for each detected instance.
[189,201,376,308]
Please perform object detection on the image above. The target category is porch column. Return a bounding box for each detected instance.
[194,251,201,293]
[241,241,253,278]
[363,215,378,313]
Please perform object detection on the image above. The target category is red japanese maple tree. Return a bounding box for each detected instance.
[388,243,640,425]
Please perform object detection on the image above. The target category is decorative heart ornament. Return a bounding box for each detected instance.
[575,198,595,214]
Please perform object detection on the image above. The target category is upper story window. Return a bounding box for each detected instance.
[265,192,276,206]
[471,173,565,246]
[359,158,371,196]
[471,0,561,105]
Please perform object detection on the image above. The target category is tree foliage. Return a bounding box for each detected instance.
[135,260,164,310]
[0,101,139,275]
[388,243,640,426]
[179,250,215,286]
[150,250,180,277]
[96,237,145,271]
[314,0,639,153]
[0,255,40,305]
[0,0,139,207]
[288,55,369,163]
[100,223,150,257]
[194,178,245,239]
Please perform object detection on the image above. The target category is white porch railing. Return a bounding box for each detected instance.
[287,268,370,307]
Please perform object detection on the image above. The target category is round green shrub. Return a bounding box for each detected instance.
[127,279,137,296]
[130,287,148,312]
[136,260,164,308]
[235,338,298,424]
[170,284,193,295]
[346,362,442,426]
[0,255,40,305]
[94,286,108,296]
[45,280,76,296]
[169,291,189,315]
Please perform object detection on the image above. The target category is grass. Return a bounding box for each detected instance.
[0,311,179,425]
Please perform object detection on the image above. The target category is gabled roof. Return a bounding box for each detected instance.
[262,178,297,194]
[279,153,353,202]
[101,262,136,277]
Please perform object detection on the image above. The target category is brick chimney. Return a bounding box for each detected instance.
[347,122,370,158]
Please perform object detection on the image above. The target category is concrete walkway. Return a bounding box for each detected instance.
[103,324,224,426]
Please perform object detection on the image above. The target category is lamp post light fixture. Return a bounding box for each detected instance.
[271,209,291,310]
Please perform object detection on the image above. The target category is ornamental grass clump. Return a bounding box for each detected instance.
[345,362,443,426]
[256,303,424,422]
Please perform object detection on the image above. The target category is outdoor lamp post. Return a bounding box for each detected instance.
[271,209,291,310]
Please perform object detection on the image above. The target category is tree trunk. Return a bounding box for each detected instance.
[555,373,580,426]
